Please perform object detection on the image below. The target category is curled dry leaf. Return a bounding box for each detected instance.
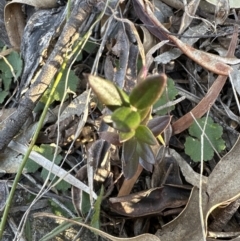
[154,22,209,64]
[4,3,25,49]
[169,148,208,187]
[214,0,230,25]
[109,185,190,217]
[0,0,10,46]
[4,0,57,48]
[156,187,208,241]
[152,153,183,187]
[139,26,157,53]
[178,0,200,34]
[206,135,240,227]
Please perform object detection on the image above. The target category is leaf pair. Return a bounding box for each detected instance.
[88,74,167,111]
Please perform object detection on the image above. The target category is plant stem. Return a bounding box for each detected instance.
[117,164,143,197]
[0,59,68,239]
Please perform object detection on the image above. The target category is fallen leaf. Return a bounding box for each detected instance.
[156,187,208,241]
[109,185,190,217]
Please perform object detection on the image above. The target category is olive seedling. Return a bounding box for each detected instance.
[88,74,171,179]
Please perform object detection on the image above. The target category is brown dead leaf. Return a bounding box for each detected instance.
[155,135,240,240]
[110,185,190,217]
[152,153,183,187]
[178,0,200,34]
[214,0,230,25]
[139,26,157,53]
[206,135,240,227]
[4,3,25,49]
[4,0,57,48]
[170,148,208,187]
[156,187,208,241]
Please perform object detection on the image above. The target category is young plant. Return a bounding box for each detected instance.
[88,74,171,179]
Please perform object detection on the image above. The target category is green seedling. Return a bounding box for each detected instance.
[88,74,171,178]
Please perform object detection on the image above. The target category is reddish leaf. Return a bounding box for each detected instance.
[139,157,153,172]
[122,139,139,179]
[136,141,156,164]
[99,131,121,145]
[148,115,172,136]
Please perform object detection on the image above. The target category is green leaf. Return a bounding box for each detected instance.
[83,39,98,53]
[122,138,139,179]
[0,51,23,104]
[39,217,82,241]
[3,77,12,91]
[136,141,156,164]
[91,185,104,230]
[26,144,71,191]
[49,199,74,217]
[54,70,78,101]
[184,117,225,162]
[41,69,78,104]
[129,74,167,109]
[0,51,23,79]
[25,145,46,173]
[135,125,157,145]
[119,130,135,143]
[138,107,151,122]
[0,90,9,104]
[81,191,91,216]
[185,137,214,162]
[111,107,140,132]
[153,78,178,115]
[88,75,129,111]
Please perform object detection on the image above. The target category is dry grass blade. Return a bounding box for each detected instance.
[8,140,97,199]
[34,212,161,241]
